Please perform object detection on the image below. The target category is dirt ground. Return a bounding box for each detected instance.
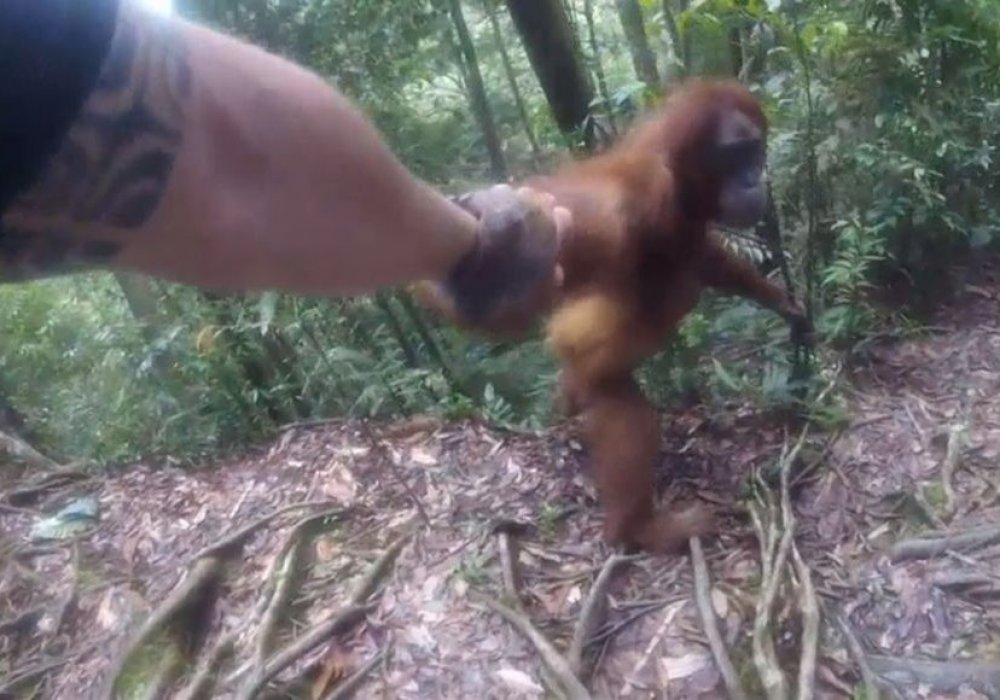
[5,262,1000,699]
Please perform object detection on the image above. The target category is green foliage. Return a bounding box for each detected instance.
[3,0,999,463]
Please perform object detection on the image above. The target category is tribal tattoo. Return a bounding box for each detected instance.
[0,3,192,280]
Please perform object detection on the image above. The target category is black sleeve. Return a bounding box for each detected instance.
[0,0,120,217]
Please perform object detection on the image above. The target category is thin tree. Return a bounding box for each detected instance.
[444,0,509,180]
[615,0,661,91]
[483,0,542,162]
[583,0,618,134]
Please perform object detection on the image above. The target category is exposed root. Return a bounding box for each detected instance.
[252,508,345,672]
[940,422,966,519]
[834,613,880,700]
[107,500,339,699]
[789,544,818,700]
[4,467,89,506]
[235,603,375,700]
[891,524,1000,562]
[567,553,636,678]
[690,536,747,700]
[749,427,812,700]
[176,629,238,700]
[347,532,410,604]
[192,499,339,561]
[476,594,592,700]
[495,526,524,607]
[236,532,408,699]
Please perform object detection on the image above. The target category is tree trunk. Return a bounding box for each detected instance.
[444,0,508,180]
[583,0,618,135]
[661,0,690,76]
[615,0,660,92]
[505,0,596,149]
[483,0,542,162]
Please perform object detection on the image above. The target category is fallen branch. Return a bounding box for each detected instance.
[567,553,636,679]
[690,537,747,700]
[891,524,1000,562]
[477,594,592,700]
[867,655,1000,696]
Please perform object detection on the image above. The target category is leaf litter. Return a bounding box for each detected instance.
[4,259,1000,698]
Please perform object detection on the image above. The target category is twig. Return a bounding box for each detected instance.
[567,553,636,678]
[476,594,592,700]
[834,613,880,700]
[324,647,391,700]
[358,421,431,526]
[0,641,101,696]
[618,600,684,696]
[751,428,809,700]
[891,524,1000,562]
[781,432,818,700]
[690,537,747,700]
[0,606,44,637]
[940,423,965,519]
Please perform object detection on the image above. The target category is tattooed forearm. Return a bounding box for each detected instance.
[0,2,191,280]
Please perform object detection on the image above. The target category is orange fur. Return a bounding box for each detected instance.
[417,79,807,555]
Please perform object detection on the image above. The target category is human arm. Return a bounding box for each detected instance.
[0,0,568,321]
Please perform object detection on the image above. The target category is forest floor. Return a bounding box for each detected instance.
[6,261,1000,699]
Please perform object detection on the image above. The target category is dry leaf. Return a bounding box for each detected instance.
[495,667,544,695]
[96,589,122,630]
[314,535,338,562]
[710,587,728,618]
[409,447,437,466]
[660,652,711,680]
[566,585,583,606]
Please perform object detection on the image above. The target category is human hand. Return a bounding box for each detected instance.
[440,184,572,334]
